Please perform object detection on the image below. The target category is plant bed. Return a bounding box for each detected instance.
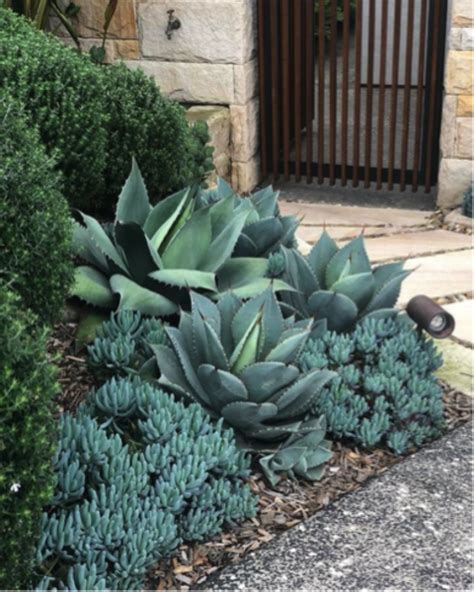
[47,323,471,590]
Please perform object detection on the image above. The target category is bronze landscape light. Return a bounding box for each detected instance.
[406,295,455,339]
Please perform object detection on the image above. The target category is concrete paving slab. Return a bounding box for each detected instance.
[443,300,474,345]
[296,225,420,244]
[280,200,431,227]
[436,340,473,398]
[203,423,473,592]
[399,250,473,304]
[354,230,473,263]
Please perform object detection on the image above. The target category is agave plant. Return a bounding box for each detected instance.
[153,289,335,482]
[278,231,411,333]
[197,178,299,257]
[72,161,291,316]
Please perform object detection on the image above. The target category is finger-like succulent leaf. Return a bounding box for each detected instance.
[115,158,151,226]
[110,275,178,316]
[73,266,116,308]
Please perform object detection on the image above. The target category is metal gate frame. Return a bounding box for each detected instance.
[257,0,448,193]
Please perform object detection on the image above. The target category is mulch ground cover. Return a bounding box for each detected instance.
[49,321,473,591]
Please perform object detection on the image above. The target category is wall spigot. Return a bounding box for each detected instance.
[166,9,181,40]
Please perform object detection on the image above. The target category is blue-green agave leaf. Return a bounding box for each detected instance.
[149,269,217,292]
[110,274,178,316]
[307,290,359,332]
[307,230,339,287]
[239,362,299,403]
[331,271,376,311]
[197,365,248,411]
[115,158,151,226]
[72,266,116,308]
[161,207,212,270]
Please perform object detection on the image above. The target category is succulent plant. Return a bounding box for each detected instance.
[72,161,291,315]
[36,377,256,590]
[153,289,335,482]
[278,231,411,332]
[87,310,167,377]
[198,179,299,257]
[299,315,445,454]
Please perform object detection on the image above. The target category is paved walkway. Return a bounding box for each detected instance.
[203,423,473,592]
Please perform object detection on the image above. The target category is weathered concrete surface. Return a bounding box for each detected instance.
[203,423,474,592]
[400,250,473,304]
[436,340,474,397]
[280,201,430,227]
[444,300,474,345]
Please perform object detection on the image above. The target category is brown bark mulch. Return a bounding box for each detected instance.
[48,321,473,592]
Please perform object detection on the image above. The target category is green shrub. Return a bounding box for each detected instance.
[36,377,256,590]
[0,281,58,590]
[462,185,473,218]
[299,315,445,454]
[0,6,108,211]
[0,8,213,213]
[0,94,73,323]
[100,64,213,204]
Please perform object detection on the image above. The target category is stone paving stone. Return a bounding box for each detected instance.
[203,423,473,591]
[296,225,412,244]
[280,200,431,227]
[436,340,473,397]
[443,300,474,344]
[399,250,473,304]
[352,229,473,263]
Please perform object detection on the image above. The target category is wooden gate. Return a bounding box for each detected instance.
[257,0,448,192]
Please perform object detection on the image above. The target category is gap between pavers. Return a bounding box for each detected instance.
[201,422,473,592]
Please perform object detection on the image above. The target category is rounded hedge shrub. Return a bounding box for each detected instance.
[100,64,214,204]
[0,94,73,323]
[0,281,58,590]
[0,7,213,213]
[0,6,108,211]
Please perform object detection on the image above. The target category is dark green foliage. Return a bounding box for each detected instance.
[0,94,73,323]
[88,310,168,377]
[0,282,58,590]
[462,185,473,218]
[0,6,108,211]
[100,64,213,206]
[299,316,445,454]
[36,377,257,590]
[0,8,212,213]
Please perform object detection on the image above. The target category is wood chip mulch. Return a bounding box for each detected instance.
[48,322,473,592]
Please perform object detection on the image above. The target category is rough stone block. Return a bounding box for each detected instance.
[230,98,259,162]
[233,60,258,105]
[449,27,463,50]
[231,157,260,193]
[452,0,474,27]
[70,0,137,39]
[445,51,474,95]
[437,158,474,208]
[126,60,234,103]
[456,118,474,158]
[440,95,457,158]
[138,0,256,64]
[457,95,474,116]
[460,27,474,49]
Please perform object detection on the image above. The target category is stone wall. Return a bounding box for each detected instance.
[54,0,260,193]
[438,0,474,208]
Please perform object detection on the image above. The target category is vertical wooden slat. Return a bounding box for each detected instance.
[424,0,442,192]
[257,0,268,179]
[352,0,363,187]
[281,0,291,180]
[399,0,415,192]
[375,0,388,190]
[305,0,313,183]
[387,0,402,190]
[364,0,376,188]
[317,0,325,184]
[341,0,350,186]
[270,0,280,181]
[412,0,428,192]
[329,0,337,185]
[294,0,302,182]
